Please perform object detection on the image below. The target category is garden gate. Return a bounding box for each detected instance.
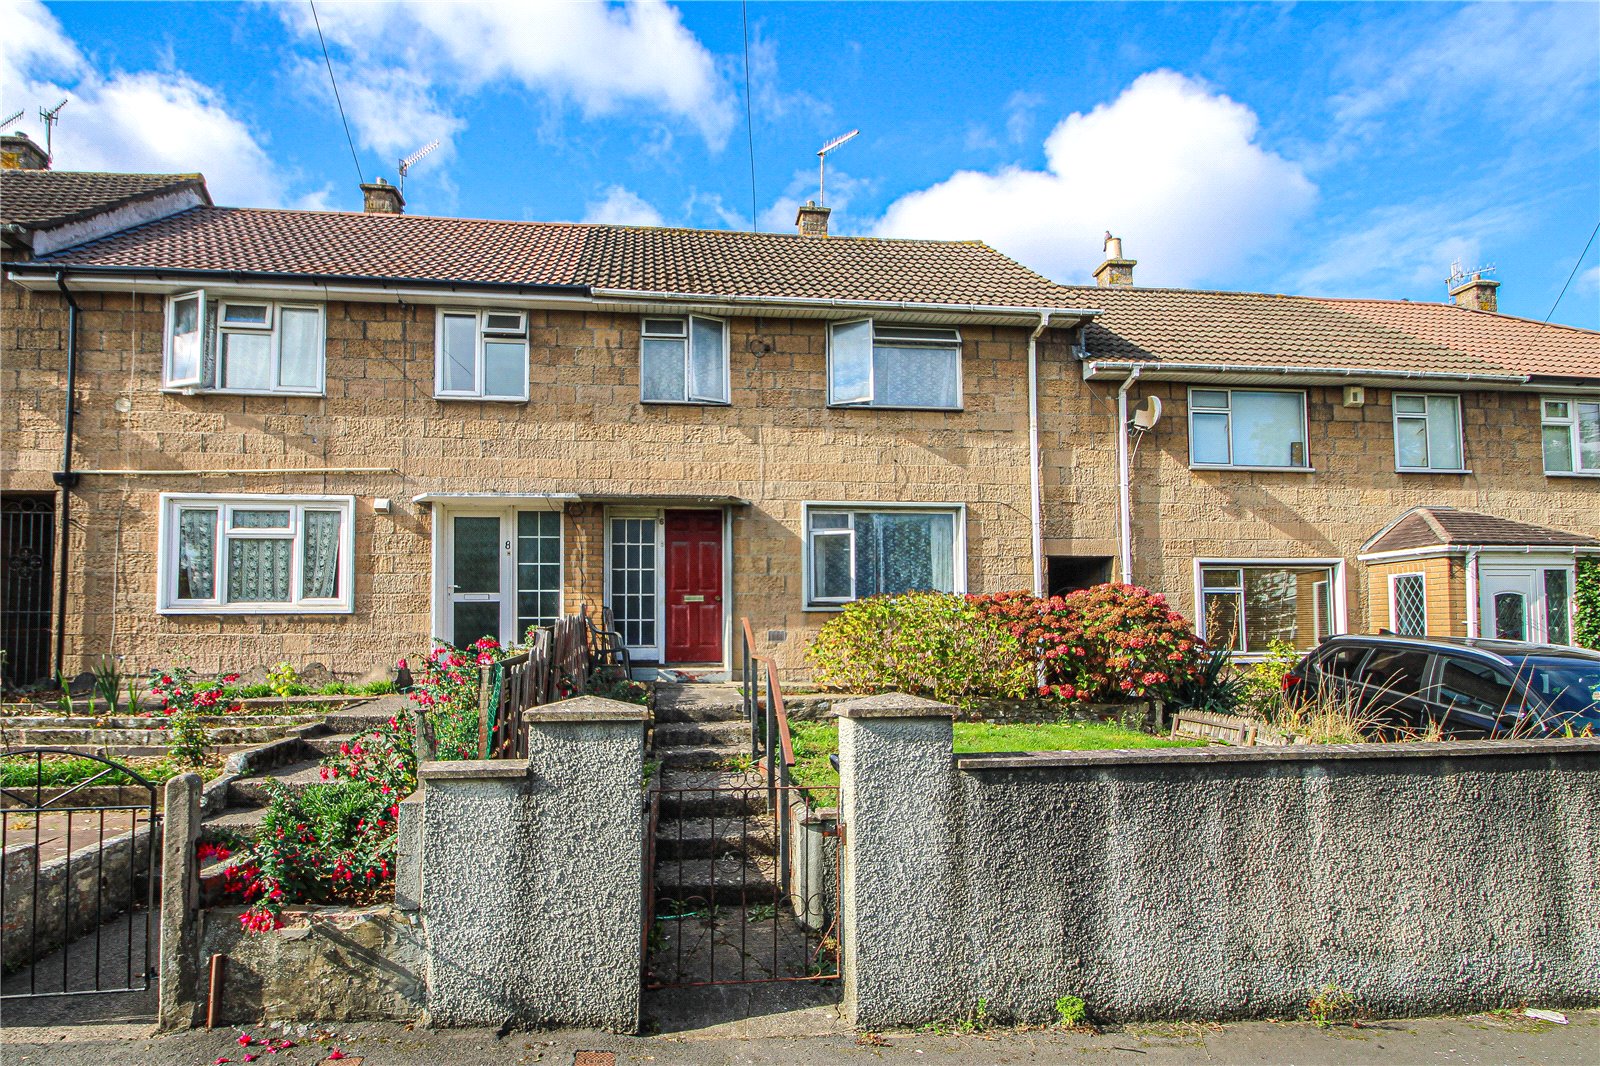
[0,749,161,1000]
[1,493,54,688]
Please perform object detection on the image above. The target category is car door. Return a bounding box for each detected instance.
[1428,655,1520,738]
[1309,643,1371,702]
[1354,647,1434,733]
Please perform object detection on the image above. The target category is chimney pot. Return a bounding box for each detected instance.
[796,199,831,238]
[1,133,51,171]
[1093,233,1136,287]
[1448,270,1499,313]
[360,177,405,215]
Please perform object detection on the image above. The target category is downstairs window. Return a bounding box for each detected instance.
[159,494,355,613]
[805,505,962,607]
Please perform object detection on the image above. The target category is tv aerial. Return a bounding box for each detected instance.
[0,110,24,132]
[39,98,67,155]
[816,129,858,206]
[398,140,440,195]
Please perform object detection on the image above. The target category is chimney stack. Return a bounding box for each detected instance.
[796,200,831,238]
[1,133,51,171]
[360,177,404,215]
[1448,269,1499,313]
[1093,232,1136,287]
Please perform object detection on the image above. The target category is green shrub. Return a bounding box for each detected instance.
[1236,640,1300,721]
[1170,644,1243,715]
[805,592,1035,707]
[1576,558,1600,651]
[1054,994,1087,1027]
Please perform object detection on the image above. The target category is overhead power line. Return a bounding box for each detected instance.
[1545,217,1600,323]
[741,0,758,232]
[309,0,366,189]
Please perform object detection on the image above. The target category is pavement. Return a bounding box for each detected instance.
[1,1006,1596,1065]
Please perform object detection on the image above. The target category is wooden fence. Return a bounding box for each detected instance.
[479,615,592,759]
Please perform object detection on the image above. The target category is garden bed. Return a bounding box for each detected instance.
[788,719,1205,789]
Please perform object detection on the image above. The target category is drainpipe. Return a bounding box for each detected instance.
[1027,313,1049,596]
[52,273,82,683]
[1115,367,1143,585]
[1465,546,1481,638]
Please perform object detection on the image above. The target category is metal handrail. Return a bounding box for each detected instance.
[740,618,800,899]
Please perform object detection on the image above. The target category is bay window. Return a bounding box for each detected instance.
[828,321,962,409]
[1541,397,1600,474]
[1392,393,1464,471]
[805,504,962,607]
[159,494,355,613]
[1188,388,1308,469]
[640,316,728,403]
[436,309,529,400]
[163,292,324,393]
[1197,561,1340,654]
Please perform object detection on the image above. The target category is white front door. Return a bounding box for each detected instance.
[1479,561,1575,645]
[447,512,506,646]
[437,507,566,648]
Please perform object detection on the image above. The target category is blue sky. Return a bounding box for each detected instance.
[6,1,1598,328]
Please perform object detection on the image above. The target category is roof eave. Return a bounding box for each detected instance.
[6,262,592,298]
[591,287,1103,325]
[1081,359,1535,388]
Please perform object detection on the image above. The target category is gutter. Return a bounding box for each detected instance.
[52,272,81,682]
[593,287,1104,322]
[1116,366,1143,585]
[7,262,591,297]
[1465,547,1481,639]
[1082,359,1532,387]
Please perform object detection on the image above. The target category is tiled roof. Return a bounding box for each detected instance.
[0,170,210,231]
[1059,284,1599,380]
[1365,507,1600,554]
[30,206,1071,307]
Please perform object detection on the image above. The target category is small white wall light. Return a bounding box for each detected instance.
[373,498,393,514]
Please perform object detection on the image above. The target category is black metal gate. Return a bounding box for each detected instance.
[1,749,161,999]
[1,494,55,689]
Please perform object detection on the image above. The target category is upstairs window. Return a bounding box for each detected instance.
[1393,393,1464,471]
[1189,388,1308,469]
[640,316,728,404]
[436,309,528,400]
[828,321,962,409]
[1542,397,1600,474]
[163,292,324,394]
[158,494,355,614]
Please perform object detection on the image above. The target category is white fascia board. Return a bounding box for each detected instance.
[593,288,1102,326]
[1082,359,1536,389]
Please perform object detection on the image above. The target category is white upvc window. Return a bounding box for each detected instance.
[640,316,729,404]
[1388,572,1428,636]
[827,320,962,409]
[1188,388,1309,469]
[163,292,325,394]
[1392,393,1465,471]
[435,309,529,400]
[803,503,965,608]
[1541,397,1600,475]
[1195,560,1344,656]
[158,493,355,614]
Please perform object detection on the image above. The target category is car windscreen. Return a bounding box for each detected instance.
[1508,656,1600,725]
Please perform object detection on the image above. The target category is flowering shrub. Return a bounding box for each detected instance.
[319,713,417,797]
[970,585,1204,702]
[408,638,503,759]
[149,665,242,764]
[805,592,1036,707]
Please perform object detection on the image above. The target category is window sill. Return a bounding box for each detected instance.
[1189,464,1316,474]
[803,604,848,613]
[1395,468,1473,475]
[827,403,964,413]
[433,394,529,404]
[158,604,354,616]
[640,398,733,407]
[1545,470,1600,478]
[162,387,326,398]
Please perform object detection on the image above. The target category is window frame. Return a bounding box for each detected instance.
[1541,395,1600,476]
[638,314,731,405]
[1193,558,1346,659]
[801,501,967,610]
[157,493,356,615]
[162,292,326,395]
[826,319,964,411]
[1186,387,1311,471]
[1388,571,1428,636]
[1391,392,1466,473]
[434,308,530,402]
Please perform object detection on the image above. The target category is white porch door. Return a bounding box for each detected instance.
[1479,563,1574,645]
[447,512,506,646]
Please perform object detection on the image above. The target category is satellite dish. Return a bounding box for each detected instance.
[1132,394,1163,431]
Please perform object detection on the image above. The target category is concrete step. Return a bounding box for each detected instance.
[654,720,749,748]
[657,770,770,817]
[0,724,307,747]
[227,758,328,807]
[300,732,362,757]
[322,708,405,735]
[200,805,268,843]
[654,855,779,907]
[659,745,749,769]
[1,742,259,759]
[654,685,746,724]
[654,817,774,860]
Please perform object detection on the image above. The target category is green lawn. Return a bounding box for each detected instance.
[788,718,1203,790]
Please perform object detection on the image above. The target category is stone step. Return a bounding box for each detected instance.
[0,742,258,759]
[654,855,779,907]
[653,720,749,748]
[322,708,405,735]
[301,732,362,757]
[659,745,749,769]
[654,686,747,724]
[200,805,268,843]
[0,724,305,747]
[657,770,770,817]
[654,817,774,860]
[226,758,328,807]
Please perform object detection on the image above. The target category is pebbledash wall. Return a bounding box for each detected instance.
[1,279,1036,679]
[837,695,1600,1028]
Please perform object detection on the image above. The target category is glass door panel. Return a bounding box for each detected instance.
[451,515,503,645]
[610,517,659,654]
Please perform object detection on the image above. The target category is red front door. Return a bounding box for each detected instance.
[664,510,723,663]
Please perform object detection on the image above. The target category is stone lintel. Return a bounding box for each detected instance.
[836,692,956,719]
[418,759,529,781]
[523,695,650,723]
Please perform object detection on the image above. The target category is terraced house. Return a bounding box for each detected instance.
[2,149,1596,686]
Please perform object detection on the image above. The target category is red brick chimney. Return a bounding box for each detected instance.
[1448,270,1499,313]
[796,200,831,238]
[360,177,404,215]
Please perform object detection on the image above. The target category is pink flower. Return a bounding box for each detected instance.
[327,1050,346,1060]
[238,1033,255,1046]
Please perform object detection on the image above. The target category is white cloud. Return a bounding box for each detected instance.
[1286,199,1524,298]
[583,185,665,227]
[760,167,870,235]
[872,71,1317,287]
[281,0,735,155]
[2,0,288,207]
